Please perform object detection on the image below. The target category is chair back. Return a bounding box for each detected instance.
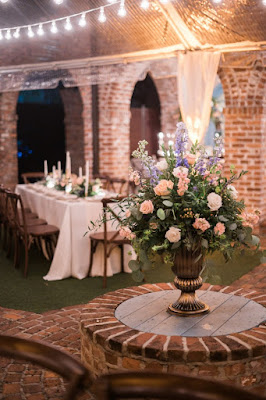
[21,172,45,184]
[101,196,126,243]
[6,191,28,244]
[107,178,128,195]
[0,185,8,223]
[92,371,265,400]
[93,175,111,190]
[0,334,90,400]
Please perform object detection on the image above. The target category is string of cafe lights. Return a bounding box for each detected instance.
[0,0,265,41]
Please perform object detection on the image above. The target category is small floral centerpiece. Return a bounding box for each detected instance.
[44,173,102,197]
[91,122,265,316]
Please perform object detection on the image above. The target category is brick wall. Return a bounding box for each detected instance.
[0,92,19,189]
[79,85,93,178]
[98,81,135,179]
[154,76,178,136]
[219,62,266,223]
[60,87,84,175]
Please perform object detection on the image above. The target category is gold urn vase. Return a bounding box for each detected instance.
[168,247,210,316]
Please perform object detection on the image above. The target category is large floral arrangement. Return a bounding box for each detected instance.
[91,122,265,282]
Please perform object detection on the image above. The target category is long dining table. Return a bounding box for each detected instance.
[16,184,132,281]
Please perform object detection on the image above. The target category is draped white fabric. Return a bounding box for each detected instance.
[178,51,221,144]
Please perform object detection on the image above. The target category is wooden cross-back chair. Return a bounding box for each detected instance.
[88,196,130,288]
[6,191,59,277]
[0,334,90,400]
[92,371,265,400]
[21,172,45,184]
[0,185,8,248]
[107,178,128,195]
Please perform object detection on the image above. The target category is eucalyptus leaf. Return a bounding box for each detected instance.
[128,260,141,272]
[132,270,145,282]
[201,238,208,249]
[163,200,173,207]
[219,215,229,222]
[251,235,260,246]
[157,208,166,220]
[229,223,237,231]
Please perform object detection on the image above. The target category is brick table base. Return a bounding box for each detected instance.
[80,283,266,394]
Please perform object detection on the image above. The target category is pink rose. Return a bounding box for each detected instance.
[214,222,226,236]
[165,227,181,243]
[149,222,158,230]
[186,153,197,165]
[119,226,135,240]
[193,218,210,232]
[154,180,174,196]
[140,200,154,214]
[241,211,260,228]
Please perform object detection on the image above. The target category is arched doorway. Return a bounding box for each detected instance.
[130,73,161,157]
[17,88,65,183]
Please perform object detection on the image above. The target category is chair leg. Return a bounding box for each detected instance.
[14,233,19,269]
[24,239,29,278]
[120,245,124,273]
[6,228,13,258]
[88,240,96,277]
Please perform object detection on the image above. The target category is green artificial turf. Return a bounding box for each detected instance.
[0,241,261,314]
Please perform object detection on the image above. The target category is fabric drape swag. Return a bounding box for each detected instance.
[178,51,221,144]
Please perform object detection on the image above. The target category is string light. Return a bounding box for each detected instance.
[0,0,9,3]
[37,23,44,36]
[13,28,20,38]
[50,21,58,34]
[262,0,266,5]
[98,7,106,23]
[213,0,222,3]
[5,29,11,40]
[140,0,149,10]
[27,26,34,38]
[0,1,154,42]
[78,13,87,27]
[159,0,169,3]
[118,0,126,17]
[64,17,72,31]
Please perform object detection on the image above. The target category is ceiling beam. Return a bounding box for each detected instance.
[153,1,202,50]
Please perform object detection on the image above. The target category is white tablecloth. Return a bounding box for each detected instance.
[16,184,132,281]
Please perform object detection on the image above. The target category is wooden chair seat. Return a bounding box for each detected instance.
[19,209,38,218]
[28,224,59,236]
[20,217,47,227]
[89,231,127,243]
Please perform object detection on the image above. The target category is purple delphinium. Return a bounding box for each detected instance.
[208,136,223,168]
[194,153,206,175]
[175,122,189,168]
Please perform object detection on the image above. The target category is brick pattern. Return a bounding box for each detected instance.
[0,258,265,398]
[154,76,178,137]
[98,81,135,179]
[0,91,19,189]
[79,86,93,179]
[218,62,266,222]
[60,87,85,175]
[80,283,266,394]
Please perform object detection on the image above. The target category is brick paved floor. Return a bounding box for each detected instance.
[0,236,265,399]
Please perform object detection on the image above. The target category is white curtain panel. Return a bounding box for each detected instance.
[178,51,221,144]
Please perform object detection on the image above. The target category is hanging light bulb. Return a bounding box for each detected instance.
[213,0,222,3]
[28,26,34,38]
[262,0,266,5]
[0,0,9,3]
[50,21,58,33]
[98,7,106,23]
[140,0,149,10]
[37,23,44,36]
[159,0,168,3]
[64,17,72,31]
[78,13,86,27]
[118,0,126,17]
[5,29,11,40]
[54,0,64,4]
[13,28,20,38]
